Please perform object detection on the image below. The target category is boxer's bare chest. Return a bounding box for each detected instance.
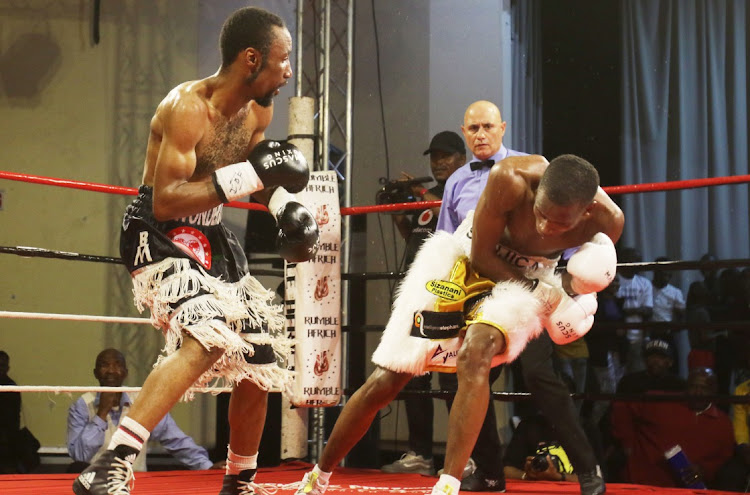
[194,106,255,177]
[502,205,584,258]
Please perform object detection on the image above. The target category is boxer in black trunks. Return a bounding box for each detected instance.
[74,7,317,495]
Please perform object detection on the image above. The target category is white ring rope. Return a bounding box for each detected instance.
[0,311,282,393]
[0,385,234,394]
[0,310,150,324]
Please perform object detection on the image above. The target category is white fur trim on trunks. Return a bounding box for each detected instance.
[473,280,544,365]
[371,221,560,374]
[371,229,468,375]
[131,258,293,400]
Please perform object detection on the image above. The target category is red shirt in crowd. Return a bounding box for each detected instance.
[611,393,735,487]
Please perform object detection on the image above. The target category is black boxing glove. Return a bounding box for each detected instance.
[212,140,309,203]
[268,187,320,263]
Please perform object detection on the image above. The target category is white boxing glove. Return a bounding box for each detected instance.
[566,232,617,294]
[544,292,598,345]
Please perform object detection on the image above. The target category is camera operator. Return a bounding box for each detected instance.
[391,131,466,268]
[379,130,465,476]
[503,412,579,483]
[503,374,602,484]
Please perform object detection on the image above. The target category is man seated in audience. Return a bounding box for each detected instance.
[616,339,686,395]
[0,351,22,473]
[67,348,222,472]
[611,367,734,488]
[711,344,750,491]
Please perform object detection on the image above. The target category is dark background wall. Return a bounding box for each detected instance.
[541,0,622,189]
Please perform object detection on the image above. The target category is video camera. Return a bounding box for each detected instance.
[375,176,434,206]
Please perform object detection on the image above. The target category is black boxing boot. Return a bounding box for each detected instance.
[459,466,506,492]
[218,468,265,495]
[579,465,606,495]
[72,444,138,495]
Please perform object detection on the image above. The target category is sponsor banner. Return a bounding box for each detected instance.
[285,171,342,407]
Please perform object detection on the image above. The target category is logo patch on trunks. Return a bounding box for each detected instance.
[426,280,466,300]
[167,226,212,270]
[410,310,463,339]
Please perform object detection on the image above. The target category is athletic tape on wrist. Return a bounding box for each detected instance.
[268,186,297,219]
[212,162,264,203]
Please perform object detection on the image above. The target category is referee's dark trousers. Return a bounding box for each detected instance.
[518,332,598,471]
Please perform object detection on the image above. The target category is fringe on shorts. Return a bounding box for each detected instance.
[131,258,293,400]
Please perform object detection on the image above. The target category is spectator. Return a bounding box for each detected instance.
[554,338,590,415]
[686,282,716,371]
[651,257,687,378]
[616,339,686,395]
[0,351,21,474]
[713,370,750,491]
[504,375,603,485]
[606,339,686,482]
[611,367,734,488]
[689,253,721,320]
[381,130,465,476]
[731,374,750,450]
[716,268,745,397]
[67,349,222,473]
[616,247,653,375]
[585,279,624,427]
[503,414,577,484]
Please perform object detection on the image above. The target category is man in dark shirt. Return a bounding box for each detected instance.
[617,339,686,394]
[0,351,21,473]
[381,131,465,475]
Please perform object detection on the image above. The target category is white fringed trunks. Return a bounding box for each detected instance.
[120,186,292,400]
[371,212,560,375]
[131,258,293,400]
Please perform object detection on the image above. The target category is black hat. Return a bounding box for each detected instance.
[423,130,466,155]
[644,339,673,359]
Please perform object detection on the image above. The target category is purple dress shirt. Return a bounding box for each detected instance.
[436,145,528,233]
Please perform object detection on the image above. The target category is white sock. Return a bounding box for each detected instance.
[107,416,150,452]
[312,464,332,484]
[226,447,258,476]
[432,474,460,494]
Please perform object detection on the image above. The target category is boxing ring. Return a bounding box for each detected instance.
[1,169,749,495]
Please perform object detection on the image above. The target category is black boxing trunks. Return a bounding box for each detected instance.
[120,186,291,398]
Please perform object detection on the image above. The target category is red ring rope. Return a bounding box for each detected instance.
[3,170,750,216]
[0,171,267,211]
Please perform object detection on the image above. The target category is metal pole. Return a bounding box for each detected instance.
[340,0,354,398]
[311,0,333,462]
[295,0,304,98]
[320,0,331,173]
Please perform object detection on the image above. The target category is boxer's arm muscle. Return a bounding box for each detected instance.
[152,97,222,221]
[470,167,527,283]
[592,187,625,243]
